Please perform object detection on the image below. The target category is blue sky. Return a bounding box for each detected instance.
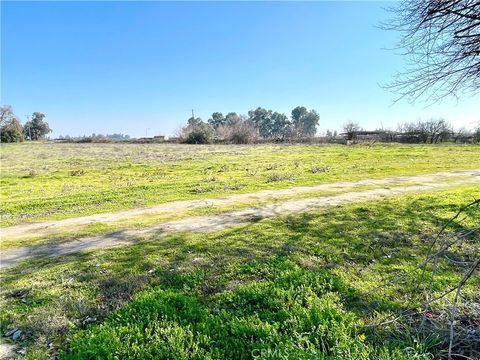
[2,1,479,138]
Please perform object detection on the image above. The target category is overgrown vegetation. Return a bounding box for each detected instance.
[178,106,320,144]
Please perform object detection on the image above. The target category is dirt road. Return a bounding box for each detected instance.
[1,170,478,269]
[2,170,478,238]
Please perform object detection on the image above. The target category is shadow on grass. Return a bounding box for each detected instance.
[1,194,478,359]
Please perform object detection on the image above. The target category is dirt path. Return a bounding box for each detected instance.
[1,170,479,238]
[1,173,478,270]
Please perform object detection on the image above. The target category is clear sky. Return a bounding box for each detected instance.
[1,1,479,138]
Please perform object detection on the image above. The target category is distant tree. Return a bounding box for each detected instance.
[225,112,242,126]
[425,118,452,144]
[302,110,320,137]
[208,112,226,129]
[248,107,273,138]
[24,112,51,140]
[398,118,452,143]
[270,112,290,140]
[217,116,257,144]
[182,117,214,144]
[291,106,319,137]
[187,116,202,127]
[1,118,23,143]
[385,0,480,102]
[453,127,472,143]
[0,105,15,128]
[333,130,338,137]
[291,106,308,133]
[0,105,24,142]
[342,121,361,141]
[474,124,480,143]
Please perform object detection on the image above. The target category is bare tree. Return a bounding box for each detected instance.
[384,0,480,102]
[342,121,361,141]
[0,105,16,128]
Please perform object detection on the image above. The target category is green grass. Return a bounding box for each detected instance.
[3,179,455,250]
[1,142,479,226]
[1,186,478,359]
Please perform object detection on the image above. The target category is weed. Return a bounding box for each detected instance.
[218,164,229,172]
[266,172,296,182]
[310,165,331,174]
[193,183,216,194]
[69,169,85,176]
[26,169,38,177]
[202,176,217,182]
[222,183,244,191]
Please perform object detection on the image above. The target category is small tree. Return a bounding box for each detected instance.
[24,112,51,140]
[425,118,452,144]
[0,105,15,128]
[474,124,480,143]
[1,118,23,143]
[181,117,215,144]
[217,116,257,144]
[0,105,24,142]
[342,121,361,141]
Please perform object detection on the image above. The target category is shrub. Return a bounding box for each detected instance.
[69,169,85,176]
[183,122,215,144]
[310,165,331,174]
[266,172,295,182]
[216,118,258,144]
[0,118,23,143]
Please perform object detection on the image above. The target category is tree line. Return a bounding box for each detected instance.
[180,106,320,144]
[0,106,51,143]
[341,119,480,144]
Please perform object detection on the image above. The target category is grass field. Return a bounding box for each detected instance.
[1,142,479,359]
[1,142,479,226]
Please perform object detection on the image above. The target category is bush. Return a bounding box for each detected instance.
[1,118,23,143]
[216,118,258,144]
[186,128,214,144]
[182,122,215,144]
[0,127,23,143]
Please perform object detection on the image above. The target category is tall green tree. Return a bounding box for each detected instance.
[208,112,225,129]
[248,107,272,138]
[24,112,51,140]
[291,106,319,137]
[270,112,290,140]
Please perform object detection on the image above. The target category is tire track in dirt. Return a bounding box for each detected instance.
[1,173,478,270]
[2,170,479,237]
